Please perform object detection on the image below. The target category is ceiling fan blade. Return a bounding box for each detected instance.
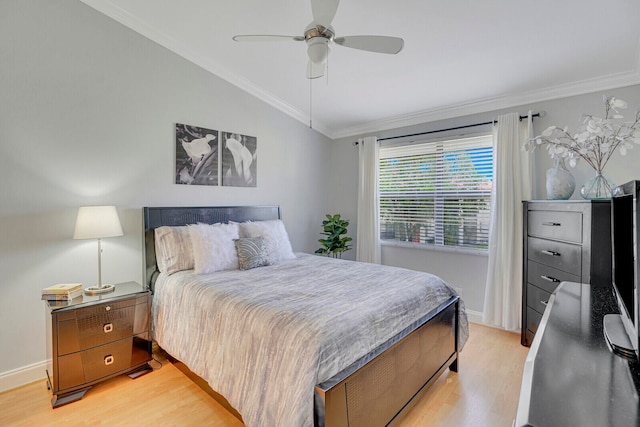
[306,60,325,79]
[310,0,340,28]
[232,35,304,42]
[334,35,404,54]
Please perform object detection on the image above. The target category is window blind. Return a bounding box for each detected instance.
[379,134,493,250]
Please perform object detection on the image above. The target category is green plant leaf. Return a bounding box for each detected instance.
[316,213,352,257]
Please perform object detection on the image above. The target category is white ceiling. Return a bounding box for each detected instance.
[81,0,640,139]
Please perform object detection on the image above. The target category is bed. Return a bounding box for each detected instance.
[143,205,468,427]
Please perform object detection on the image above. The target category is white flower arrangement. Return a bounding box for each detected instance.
[525,95,640,173]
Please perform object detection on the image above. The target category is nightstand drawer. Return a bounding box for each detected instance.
[528,210,582,243]
[527,284,551,315]
[57,333,150,392]
[56,297,140,322]
[528,237,581,276]
[527,260,580,293]
[57,300,149,356]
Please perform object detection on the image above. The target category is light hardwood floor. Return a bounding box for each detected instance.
[0,323,528,426]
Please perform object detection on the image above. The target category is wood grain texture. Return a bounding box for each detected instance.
[0,323,527,427]
[0,350,243,427]
[399,323,529,427]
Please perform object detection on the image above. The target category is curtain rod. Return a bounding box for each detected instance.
[353,111,545,145]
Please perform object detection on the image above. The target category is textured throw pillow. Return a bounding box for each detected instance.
[238,220,296,263]
[235,237,270,270]
[154,226,194,275]
[189,222,240,273]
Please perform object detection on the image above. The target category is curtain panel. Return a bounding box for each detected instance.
[356,136,381,264]
[482,112,533,330]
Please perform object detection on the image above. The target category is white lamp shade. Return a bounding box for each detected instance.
[73,206,123,240]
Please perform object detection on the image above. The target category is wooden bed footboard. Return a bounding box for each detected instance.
[315,297,459,427]
[159,295,459,427]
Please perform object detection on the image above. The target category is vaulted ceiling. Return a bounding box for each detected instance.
[82,0,640,139]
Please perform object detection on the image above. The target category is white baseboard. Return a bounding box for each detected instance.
[0,309,485,393]
[467,310,522,334]
[0,360,48,393]
[466,309,483,325]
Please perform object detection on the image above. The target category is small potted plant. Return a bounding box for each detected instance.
[315,214,352,258]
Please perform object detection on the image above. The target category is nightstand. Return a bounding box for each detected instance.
[45,281,152,407]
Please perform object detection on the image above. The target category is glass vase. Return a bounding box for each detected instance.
[580,171,615,200]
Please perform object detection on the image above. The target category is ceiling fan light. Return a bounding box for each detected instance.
[307,38,329,64]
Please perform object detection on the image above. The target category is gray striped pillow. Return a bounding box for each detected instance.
[154,226,194,274]
[235,237,270,270]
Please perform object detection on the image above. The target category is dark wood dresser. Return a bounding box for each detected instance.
[515,281,640,426]
[45,281,152,407]
[521,200,612,346]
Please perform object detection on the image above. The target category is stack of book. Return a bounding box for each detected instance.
[41,283,83,301]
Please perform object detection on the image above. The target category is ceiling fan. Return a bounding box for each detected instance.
[232,0,404,79]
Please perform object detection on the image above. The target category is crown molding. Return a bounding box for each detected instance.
[331,69,640,139]
[82,1,639,142]
[80,0,334,139]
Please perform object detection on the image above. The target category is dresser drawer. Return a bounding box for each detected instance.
[526,307,543,335]
[56,300,149,356]
[527,260,580,293]
[528,210,582,243]
[527,284,552,315]
[528,237,581,276]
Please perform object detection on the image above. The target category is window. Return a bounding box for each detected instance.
[379,134,493,251]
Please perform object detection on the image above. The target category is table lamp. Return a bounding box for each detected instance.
[73,205,123,295]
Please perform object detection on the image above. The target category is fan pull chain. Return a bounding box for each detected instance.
[326,50,329,85]
[309,78,313,129]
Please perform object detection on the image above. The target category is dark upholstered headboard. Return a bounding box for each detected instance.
[142,205,281,290]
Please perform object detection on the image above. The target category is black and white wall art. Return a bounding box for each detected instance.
[175,123,219,186]
[221,132,257,187]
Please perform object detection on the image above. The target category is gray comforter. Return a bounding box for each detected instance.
[152,253,468,427]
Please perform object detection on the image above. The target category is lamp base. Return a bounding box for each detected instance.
[84,284,116,295]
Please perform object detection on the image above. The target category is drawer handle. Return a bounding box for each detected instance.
[104,355,114,366]
[542,222,561,227]
[103,323,113,333]
[540,250,560,257]
[541,300,548,306]
[540,275,561,283]
[105,306,111,312]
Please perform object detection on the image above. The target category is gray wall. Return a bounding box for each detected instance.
[0,0,331,380]
[330,85,640,315]
[3,0,640,389]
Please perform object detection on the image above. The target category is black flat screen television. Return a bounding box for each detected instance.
[606,180,640,360]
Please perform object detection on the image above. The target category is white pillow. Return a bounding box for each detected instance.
[189,222,240,273]
[154,226,194,275]
[239,220,296,263]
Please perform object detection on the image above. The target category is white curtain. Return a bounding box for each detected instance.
[482,112,533,330]
[356,136,381,264]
